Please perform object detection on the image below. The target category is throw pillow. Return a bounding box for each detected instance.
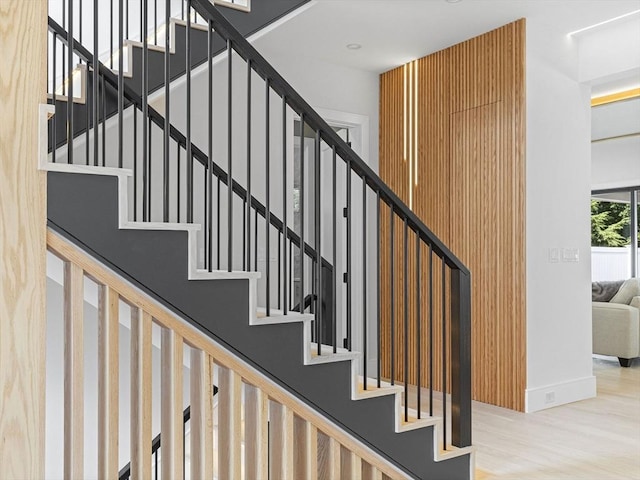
[610,278,640,305]
[592,280,624,302]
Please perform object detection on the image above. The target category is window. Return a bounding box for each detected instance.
[591,187,639,280]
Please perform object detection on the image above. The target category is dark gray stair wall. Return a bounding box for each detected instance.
[48,171,470,480]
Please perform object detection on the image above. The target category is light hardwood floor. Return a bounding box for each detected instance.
[472,356,640,480]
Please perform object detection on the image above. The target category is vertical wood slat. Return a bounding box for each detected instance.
[379,19,526,411]
[245,383,269,480]
[294,415,318,480]
[63,262,84,479]
[98,285,119,478]
[341,446,362,480]
[130,308,153,480]
[362,462,383,480]
[317,431,340,480]
[190,348,214,480]
[269,400,294,480]
[218,365,242,479]
[161,328,184,480]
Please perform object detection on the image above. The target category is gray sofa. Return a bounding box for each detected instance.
[592,278,640,367]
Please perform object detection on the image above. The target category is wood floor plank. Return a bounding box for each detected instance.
[471,358,640,479]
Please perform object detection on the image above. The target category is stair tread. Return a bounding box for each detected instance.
[253,308,313,324]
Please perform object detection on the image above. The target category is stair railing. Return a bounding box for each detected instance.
[47,229,406,479]
[190,0,472,449]
[46,0,471,452]
[47,11,335,314]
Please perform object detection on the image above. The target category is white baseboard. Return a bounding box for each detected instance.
[525,375,596,412]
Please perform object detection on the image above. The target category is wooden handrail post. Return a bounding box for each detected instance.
[0,0,48,477]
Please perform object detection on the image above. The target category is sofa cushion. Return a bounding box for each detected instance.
[611,278,640,305]
[592,280,624,302]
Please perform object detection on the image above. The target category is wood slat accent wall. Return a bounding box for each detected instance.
[0,0,48,477]
[379,20,526,411]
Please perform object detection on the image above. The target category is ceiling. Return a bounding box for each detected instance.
[254,0,640,74]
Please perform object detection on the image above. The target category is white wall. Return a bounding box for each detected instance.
[592,135,640,189]
[525,19,596,412]
[591,97,640,189]
[577,13,640,85]
[259,48,380,172]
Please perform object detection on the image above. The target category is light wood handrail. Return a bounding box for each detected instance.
[47,228,407,480]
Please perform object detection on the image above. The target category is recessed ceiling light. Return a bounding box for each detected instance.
[346,43,362,50]
[446,0,462,3]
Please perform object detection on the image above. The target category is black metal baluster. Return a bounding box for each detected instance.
[110,0,114,68]
[332,147,337,353]
[314,129,321,355]
[243,198,247,271]
[429,243,434,416]
[362,180,367,388]
[416,232,422,419]
[126,0,129,39]
[390,206,395,385]
[186,0,193,222]
[404,218,409,422]
[93,0,99,167]
[80,0,89,167]
[67,0,74,164]
[101,76,106,166]
[133,109,138,220]
[142,0,149,220]
[217,177,221,268]
[52,33,57,164]
[254,210,258,272]
[277,232,281,310]
[299,114,305,313]
[442,257,447,448]
[265,79,270,313]
[289,238,293,310]
[227,39,233,272]
[154,0,158,44]
[148,117,152,217]
[377,192,381,387]
[346,159,352,351]
[177,144,181,222]
[183,419,186,479]
[163,0,171,221]
[118,0,124,169]
[62,0,66,96]
[246,60,252,271]
[207,20,213,271]
[282,96,288,315]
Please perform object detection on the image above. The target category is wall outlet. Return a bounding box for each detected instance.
[545,391,555,404]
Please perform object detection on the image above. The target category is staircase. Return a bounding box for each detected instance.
[44,1,474,478]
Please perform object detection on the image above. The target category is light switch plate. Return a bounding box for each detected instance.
[562,248,579,262]
[549,248,559,263]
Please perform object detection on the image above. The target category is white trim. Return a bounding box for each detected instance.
[314,107,370,163]
[525,375,597,413]
[214,0,251,13]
